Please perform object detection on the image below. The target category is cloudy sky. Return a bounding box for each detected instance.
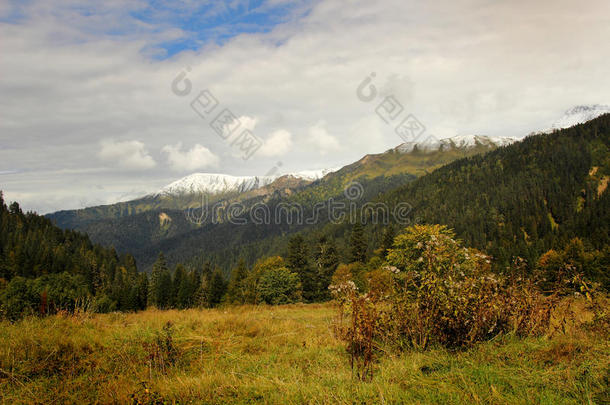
[1,0,609,213]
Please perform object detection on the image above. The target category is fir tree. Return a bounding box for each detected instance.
[349,222,367,263]
[380,224,395,258]
[286,235,316,301]
[208,269,226,307]
[314,236,339,300]
[226,259,249,304]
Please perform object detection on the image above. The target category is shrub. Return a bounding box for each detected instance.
[256,267,302,305]
[0,277,38,320]
[536,238,610,294]
[0,273,92,320]
[332,225,558,377]
[143,321,179,374]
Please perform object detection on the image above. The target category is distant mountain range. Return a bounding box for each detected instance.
[44,105,610,272]
[47,132,512,232]
[155,135,515,199]
[155,169,337,197]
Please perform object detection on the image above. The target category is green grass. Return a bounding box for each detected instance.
[0,303,608,404]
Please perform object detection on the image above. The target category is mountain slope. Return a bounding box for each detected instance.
[545,104,610,133]
[150,114,610,274]
[379,114,610,267]
[0,193,148,315]
[47,135,512,270]
[47,169,336,230]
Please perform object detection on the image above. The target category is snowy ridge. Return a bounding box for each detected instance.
[156,169,337,196]
[547,104,610,132]
[287,168,338,181]
[393,134,517,153]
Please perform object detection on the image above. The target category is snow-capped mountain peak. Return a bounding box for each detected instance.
[287,168,338,181]
[157,173,274,196]
[393,134,516,153]
[548,104,610,132]
[156,169,337,196]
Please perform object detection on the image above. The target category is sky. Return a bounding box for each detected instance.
[1,0,609,214]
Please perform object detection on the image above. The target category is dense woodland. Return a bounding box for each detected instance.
[1,115,609,319]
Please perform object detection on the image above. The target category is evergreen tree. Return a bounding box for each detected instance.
[193,262,213,307]
[149,252,171,308]
[286,235,316,301]
[172,264,187,307]
[380,224,395,258]
[157,270,173,309]
[349,222,367,263]
[226,259,249,304]
[207,269,226,307]
[135,273,148,310]
[175,267,194,309]
[314,236,339,300]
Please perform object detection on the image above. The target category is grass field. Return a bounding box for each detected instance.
[0,302,608,404]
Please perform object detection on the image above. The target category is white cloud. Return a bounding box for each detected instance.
[258,129,293,157]
[238,115,259,131]
[162,143,220,171]
[98,139,156,170]
[2,0,610,212]
[307,122,340,154]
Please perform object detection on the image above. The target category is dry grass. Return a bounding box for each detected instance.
[0,300,608,404]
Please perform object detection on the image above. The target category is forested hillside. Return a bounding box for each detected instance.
[48,141,511,272]
[0,195,148,318]
[151,114,610,275]
[2,116,608,320]
[381,114,610,268]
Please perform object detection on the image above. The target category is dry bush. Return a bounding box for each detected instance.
[142,321,179,375]
[330,225,566,379]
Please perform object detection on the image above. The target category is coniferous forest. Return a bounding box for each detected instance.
[1,115,609,319]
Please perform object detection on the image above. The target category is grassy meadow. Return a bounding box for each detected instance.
[0,300,608,404]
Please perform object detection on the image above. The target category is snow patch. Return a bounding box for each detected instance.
[156,169,338,196]
[394,134,516,153]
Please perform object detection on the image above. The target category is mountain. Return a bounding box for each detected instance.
[9,113,610,289]
[46,169,336,230]
[156,169,336,197]
[166,113,610,276]
[394,134,517,153]
[45,131,520,271]
[544,104,610,133]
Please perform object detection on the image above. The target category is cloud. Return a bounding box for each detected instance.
[238,115,259,131]
[2,0,610,212]
[98,139,156,170]
[258,129,293,157]
[162,143,220,171]
[307,122,340,154]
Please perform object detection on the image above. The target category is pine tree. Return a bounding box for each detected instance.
[314,236,339,300]
[149,252,171,308]
[172,264,187,307]
[175,267,194,309]
[286,235,316,301]
[226,259,249,304]
[135,273,148,310]
[349,222,367,263]
[208,269,226,307]
[380,224,395,258]
[193,262,212,307]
